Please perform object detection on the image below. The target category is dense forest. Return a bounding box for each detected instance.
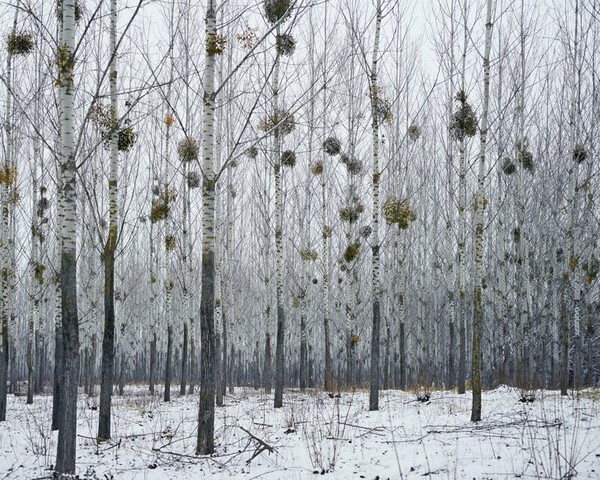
[0,0,598,477]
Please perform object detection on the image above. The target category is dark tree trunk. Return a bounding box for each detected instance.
[448,320,455,388]
[399,322,406,389]
[215,325,222,406]
[458,309,466,394]
[98,248,116,440]
[264,331,272,393]
[228,344,235,394]
[221,313,228,398]
[55,250,80,475]
[383,324,390,390]
[196,248,216,455]
[274,304,285,408]
[253,340,260,390]
[323,314,332,392]
[52,323,63,430]
[369,296,381,411]
[188,334,195,394]
[149,332,156,395]
[300,315,307,390]
[586,305,593,386]
[180,322,188,395]
[118,351,125,396]
[164,324,172,402]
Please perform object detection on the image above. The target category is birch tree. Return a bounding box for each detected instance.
[55,0,80,474]
[471,0,493,423]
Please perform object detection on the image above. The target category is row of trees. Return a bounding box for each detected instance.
[0,0,598,476]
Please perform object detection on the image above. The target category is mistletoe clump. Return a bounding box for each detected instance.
[165,234,177,251]
[258,108,296,137]
[582,255,599,284]
[117,127,137,152]
[206,34,227,56]
[187,171,200,189]
[516,140,534,172]
[264,0,293,24]
[150,185,177,223]
[310,161,323,175]
[90,103,137,152]
[360,225,372,238]
[339,197,364,223]
[370,84,393,125]
[5,30,34,56]
[300,248,318,261]
[34,263,46,284]
[382,196,417,229]
[0,163,17,185]
[56,0,83,24]
[177,137,200,163]
[276,34,296,56]
[322,136,341,156]
[281,150,297,167]
[502,158,516,175]
[343,242,360,263]
[246,146,258,159]
[573,143,587,164]
[407,123,421,141]
[450,90,478,141]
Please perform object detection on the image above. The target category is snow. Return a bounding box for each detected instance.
[0,386,599,479]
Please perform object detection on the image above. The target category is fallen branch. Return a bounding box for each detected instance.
[239,426,275,464]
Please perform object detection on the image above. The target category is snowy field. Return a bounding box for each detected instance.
[0,386,599,479]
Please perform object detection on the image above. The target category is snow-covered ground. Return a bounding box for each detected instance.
[0,386,598,479]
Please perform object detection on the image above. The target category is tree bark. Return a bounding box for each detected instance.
[196,0,217,455]
[369,0,383,412]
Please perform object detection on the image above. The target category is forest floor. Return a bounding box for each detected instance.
[0,385,599,479]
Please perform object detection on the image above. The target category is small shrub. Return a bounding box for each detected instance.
[322,137,341,156]
[416,392,431,403]
[322,225,333,238]
[6,30,34,56]
[177,137,200,162]
[276,34,296,56]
